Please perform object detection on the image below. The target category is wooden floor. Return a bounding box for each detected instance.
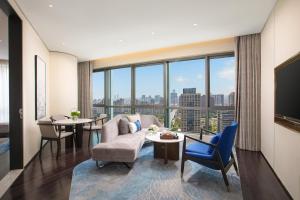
[1,134,292,200]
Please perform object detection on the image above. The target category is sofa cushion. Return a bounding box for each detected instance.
[118,118,130,135]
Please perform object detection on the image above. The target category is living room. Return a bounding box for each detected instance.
[0,0,299,199]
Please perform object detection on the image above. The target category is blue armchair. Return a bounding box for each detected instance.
[181,122,239,191]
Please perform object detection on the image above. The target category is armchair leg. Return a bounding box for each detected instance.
[96,131,100,143]
[56,139,61,160]
[220,168,230,192]
[88,131,91,148]
[39,138,43,158]
[181,157,185,178]
[231,152,239,176]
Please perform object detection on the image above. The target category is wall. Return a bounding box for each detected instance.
[8,0,50,166]
[49,52,78,115]
[261,0,300,199]
[93,38,234,69]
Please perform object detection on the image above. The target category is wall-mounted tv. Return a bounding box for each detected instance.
[275,52,300,130]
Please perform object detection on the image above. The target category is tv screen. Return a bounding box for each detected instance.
[275,55,300,122]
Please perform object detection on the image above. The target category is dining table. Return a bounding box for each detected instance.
[53,118,93,148]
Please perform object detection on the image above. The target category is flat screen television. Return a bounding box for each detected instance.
[275,53,300,125]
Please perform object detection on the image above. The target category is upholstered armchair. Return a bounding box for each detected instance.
[38,119,76,159]
[83,114,108,148]
[181,122,239,191]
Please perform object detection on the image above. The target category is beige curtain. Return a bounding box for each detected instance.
[78,61,93,118]
[235,34,261,151]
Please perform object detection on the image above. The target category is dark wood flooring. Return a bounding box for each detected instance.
[1,134,292,200]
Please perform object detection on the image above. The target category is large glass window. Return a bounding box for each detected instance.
[92,71,105,116]
[111,67,131,106]
[92,54,235,132]
[135,64,164,106]
[169,59,206,132]
[209,56,235,132]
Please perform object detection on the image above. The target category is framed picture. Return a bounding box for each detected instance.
[35,55,46,120]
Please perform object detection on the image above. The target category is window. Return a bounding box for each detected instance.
[92,71,105,116]
[135,64,164,106]
[169,59,206,132]
[110,67,132,116]
[92,54,235,132]
[209,56,235,132]
[111,67,131,106]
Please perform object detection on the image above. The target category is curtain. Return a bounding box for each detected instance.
[78,61,93,118]
[0,60,9,123]
[235,34,261,151]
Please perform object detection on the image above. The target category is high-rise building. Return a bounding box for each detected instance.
[218,110,235,131]
[179,88,202,132]
[212,94,224,106]
[170,89,178,106]
[228,92,235,106]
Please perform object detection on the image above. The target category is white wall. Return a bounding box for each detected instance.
[8,0,50,166]
[261,0,300,199]
[49,52,78,115]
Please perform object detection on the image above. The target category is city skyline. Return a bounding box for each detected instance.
[93,57,235,100]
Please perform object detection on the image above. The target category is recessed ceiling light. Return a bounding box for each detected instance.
[119,39,123,42]
[49,4,53,8]
[193,23,198,26]
[151,32,155,35]
[0,40,2,42]
[62,42,65,46]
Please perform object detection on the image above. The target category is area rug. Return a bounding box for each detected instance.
[70,144,242,200]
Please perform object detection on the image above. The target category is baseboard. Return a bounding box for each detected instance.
[260,151,293,200]
[23,141,48,169]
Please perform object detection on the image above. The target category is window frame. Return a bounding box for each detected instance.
[92,52,235,129]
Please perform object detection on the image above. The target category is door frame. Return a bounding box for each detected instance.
[0,0,23,169]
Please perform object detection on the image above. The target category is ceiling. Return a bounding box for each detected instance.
[15,0,277,61]
[0,8,8,60]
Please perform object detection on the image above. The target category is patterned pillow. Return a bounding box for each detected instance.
[129,120,142,133]
[129,122,138,133]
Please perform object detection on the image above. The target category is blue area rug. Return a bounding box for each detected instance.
[0,138,9,154]
[70,144,242,200]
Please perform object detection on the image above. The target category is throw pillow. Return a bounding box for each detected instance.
[118,118,130,135]
[129,122,138,133]
[127,114,141,122]
[207,133,221,154]
[134,120,142,131]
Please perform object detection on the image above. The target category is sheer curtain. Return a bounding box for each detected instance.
[0,60,9,123]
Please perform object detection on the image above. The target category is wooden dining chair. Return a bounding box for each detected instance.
[38,119,76,159]
[83,114,108,148]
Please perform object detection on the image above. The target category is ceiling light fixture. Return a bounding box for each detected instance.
[151,32,155,35]
[119,39,123,42]
[49,4,53,8]
[0,40,2,42]
[193,23,198,26]
[62,42,65,46]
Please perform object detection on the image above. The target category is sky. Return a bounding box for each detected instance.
[93,56,235,100]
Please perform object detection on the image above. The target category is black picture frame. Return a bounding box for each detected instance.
[35,55,46,120]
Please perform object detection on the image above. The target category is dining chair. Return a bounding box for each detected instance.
[38,119,76,159]
[181,122,239,191]
[50,114,71,131]
[83,114,108,148]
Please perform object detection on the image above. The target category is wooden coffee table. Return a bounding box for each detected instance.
[146,132,184,164]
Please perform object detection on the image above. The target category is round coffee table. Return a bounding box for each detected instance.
[146,132,184,164]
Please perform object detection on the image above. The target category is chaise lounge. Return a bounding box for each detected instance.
[92,114,163,168]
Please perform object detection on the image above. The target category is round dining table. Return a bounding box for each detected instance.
[53,118,93,148]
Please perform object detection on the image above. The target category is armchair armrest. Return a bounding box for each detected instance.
[200,128,217,135]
